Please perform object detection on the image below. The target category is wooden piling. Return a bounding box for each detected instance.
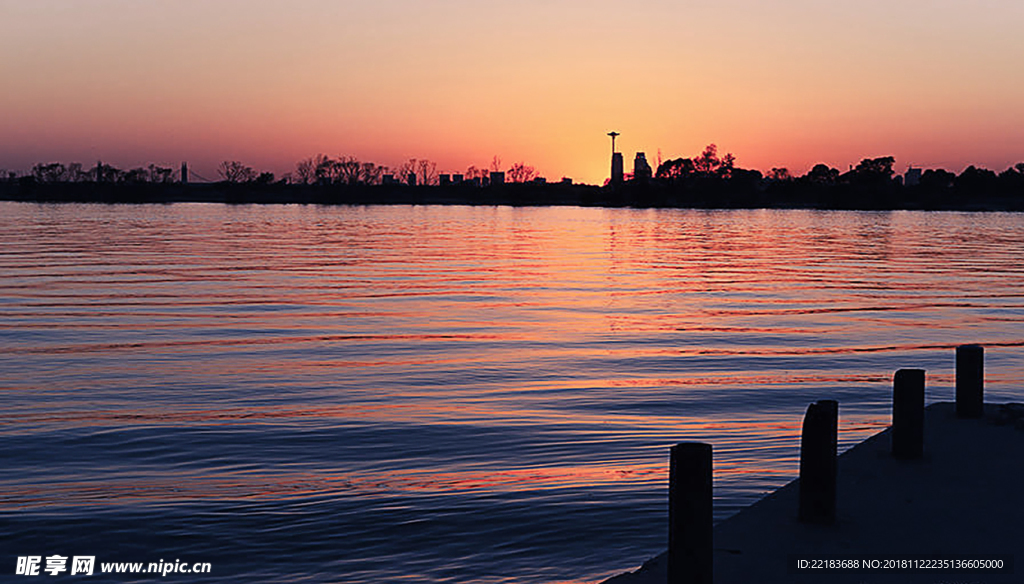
[892,368,925,459]
[668,442,712,584]
[798,399,837,524]
[956,344,984,418]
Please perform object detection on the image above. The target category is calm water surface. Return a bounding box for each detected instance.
[1,202,1023,582]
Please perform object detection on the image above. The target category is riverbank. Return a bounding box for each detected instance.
[2,181,1023,211]
[602,401,1024,584]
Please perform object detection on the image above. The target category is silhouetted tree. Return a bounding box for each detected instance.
[218,161,256,183]
[314,155,339,184]
[334,156,362,185]
[955,165,998,194]
[65,162,88,182]
[718,153,736,178]
[32,163,68,183]
[361,162,384,185]
[730,167,764,198]
[295,157,318,185]
[849,156,895,183]
[692,144,735,178]
[506,162,536,183]
[489,156,502,173]
[255,172,275,185]
[767,168,792,181]
[122,167,149,184]
[396,159,438,186]
[395,159,417,184]
[416,159,438,186]
[656,158,695,182]
[996,165,1024,196]
[464,165,488,181]
[693,145,718,175]
[804,164,839,186]
[93,162,122,183]
[920,168,955,190]
[998,166,1021,180]
[148,164,174,184]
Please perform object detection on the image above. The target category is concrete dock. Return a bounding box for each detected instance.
[602,402,1024,584]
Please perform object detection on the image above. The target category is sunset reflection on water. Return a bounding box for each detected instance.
[1,203,1023,583]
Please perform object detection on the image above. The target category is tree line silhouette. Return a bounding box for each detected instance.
[3,147,1023,211]
[646,145,1024,210]
[0,154,541,188]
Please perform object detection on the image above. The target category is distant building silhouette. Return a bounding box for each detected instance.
[490,171,505,185]
[560,177,572,185]
[181,162,188,185]
[634,152,652,181]
[439,174,451,186]
[382,174,397,185]
[905,166,921,187]
[453,174,464,184]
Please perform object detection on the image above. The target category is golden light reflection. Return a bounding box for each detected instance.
[2,205,1022,563]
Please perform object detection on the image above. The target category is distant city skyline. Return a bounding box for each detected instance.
[3,1,1024,185]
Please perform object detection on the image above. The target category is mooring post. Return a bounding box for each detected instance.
[892,369,925,459]
[956,344,984,418]
[668,442,712,584]
[798,399,837,524]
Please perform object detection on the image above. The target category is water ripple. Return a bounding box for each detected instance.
[1,203,1023,583]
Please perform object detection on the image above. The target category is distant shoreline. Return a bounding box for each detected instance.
[2,182,1022,212]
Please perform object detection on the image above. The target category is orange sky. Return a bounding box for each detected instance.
[2,0,1024,184]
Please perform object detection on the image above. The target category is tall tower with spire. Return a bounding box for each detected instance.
[608,132,623,185]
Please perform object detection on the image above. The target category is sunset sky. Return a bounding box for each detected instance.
[3,0,1024,184]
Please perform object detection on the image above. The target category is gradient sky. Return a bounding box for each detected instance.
[3,0,1024,184]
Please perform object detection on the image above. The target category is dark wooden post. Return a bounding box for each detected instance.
[956,344,984,418]
[669,442,712,584]
[798,399,837,524]
[892,369,925,459]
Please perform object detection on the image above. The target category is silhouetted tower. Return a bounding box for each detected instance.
[904,166,921,187]
[608,131,623,185]
[611,153,624,185]
[634,152,652,181]
[181,162,188,185]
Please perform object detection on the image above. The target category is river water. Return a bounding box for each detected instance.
[1,202,1022,582]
